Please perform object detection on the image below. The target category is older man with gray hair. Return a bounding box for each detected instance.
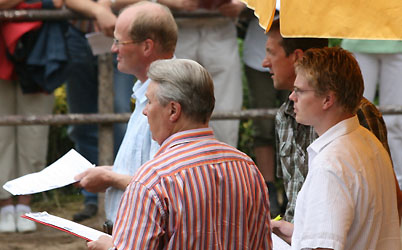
[88,58,272,250]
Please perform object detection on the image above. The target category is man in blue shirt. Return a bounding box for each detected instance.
[73,1,177,224]
[65,0,135,222]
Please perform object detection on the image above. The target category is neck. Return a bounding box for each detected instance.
[138,52,174,83]
[137,73,148,83]
[314,111,354,136]
[172,118,209,136]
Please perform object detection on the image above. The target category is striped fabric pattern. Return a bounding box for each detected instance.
[113,128,272,250]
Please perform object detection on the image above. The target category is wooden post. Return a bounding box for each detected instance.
[97,53,114,165]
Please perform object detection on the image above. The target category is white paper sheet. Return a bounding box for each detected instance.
[272,233,291,250]
[85,32,114,55]
[3,149,94,195]
[23,212,108,241]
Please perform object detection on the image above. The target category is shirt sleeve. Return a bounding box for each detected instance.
[112,182,166,250]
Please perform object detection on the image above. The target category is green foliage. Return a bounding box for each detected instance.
[237,39,255,158]
[47,85,74,164]
[238,119,255,158]
[53,85,69,114]
[329,38,343,47]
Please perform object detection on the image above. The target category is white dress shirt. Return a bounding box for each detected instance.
[292,116,400,250]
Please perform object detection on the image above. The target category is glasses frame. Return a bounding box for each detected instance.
[113,38,137,46]
[293,87,316,97]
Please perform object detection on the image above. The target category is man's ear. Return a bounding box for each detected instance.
[322,91,335,110]
[143,38,154,57]
[169,101,181,122]
[292,49,304,62]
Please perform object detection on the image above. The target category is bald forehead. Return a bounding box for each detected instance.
[114,8,132,37]
[122,1,162,16]
[116,3,152,33]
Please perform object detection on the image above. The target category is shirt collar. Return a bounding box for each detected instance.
[283,99,296,118]
[132,78,151,104]
[308,115,360,158]
[155,128,215,157]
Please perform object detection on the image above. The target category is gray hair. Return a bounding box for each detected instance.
[147,59,215,123]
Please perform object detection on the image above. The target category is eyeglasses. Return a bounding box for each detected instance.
[293,87,315,96]
[113,38,137,46]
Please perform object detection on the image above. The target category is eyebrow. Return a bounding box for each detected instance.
[266,47,274,54]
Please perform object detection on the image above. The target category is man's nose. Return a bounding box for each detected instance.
[111,43,118,53]
[262,57,271,69]
[289,90,297,102]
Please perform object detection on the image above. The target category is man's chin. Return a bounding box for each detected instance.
[295,115,305,125]
[117,64,130,75]
[273,82,283,90]
[273,81,290,91]
[295,116,312,127]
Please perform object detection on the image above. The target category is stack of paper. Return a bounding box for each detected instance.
[272,233,291,250]
[3,149,94,195]
[23,212,108,241]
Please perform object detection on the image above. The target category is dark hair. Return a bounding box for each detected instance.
[269,20,328,56]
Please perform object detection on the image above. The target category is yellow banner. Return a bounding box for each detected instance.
[241,0,402,40]
[241,0,276,31]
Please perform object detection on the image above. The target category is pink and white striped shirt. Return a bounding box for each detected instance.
[112,128,272,250]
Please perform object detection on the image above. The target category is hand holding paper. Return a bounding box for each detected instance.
[271,219,294,248]
[87,235,114,249]
[74,166,114,193]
